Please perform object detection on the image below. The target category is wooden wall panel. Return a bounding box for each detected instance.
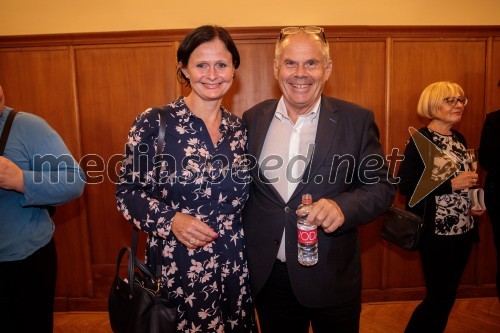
[75,43,178,264]
[326,40,387,133]
[74,43,179,300]
[1,26,499,310]
[0,47,80,152]
[387,39,489,290]
[325,39,388,290]
[0,47,92,301]
[389,39,487,153]
[225,40,281,116]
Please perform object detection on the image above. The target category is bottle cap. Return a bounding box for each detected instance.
[301,193,312,204]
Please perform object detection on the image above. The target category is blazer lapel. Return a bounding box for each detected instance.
[249,101,286,204]
[252,104,276,161]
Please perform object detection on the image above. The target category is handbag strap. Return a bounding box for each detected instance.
[131,106,167,280]
[0,110,57,217]
[0,110,18,156]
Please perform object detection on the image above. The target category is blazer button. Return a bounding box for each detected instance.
[274,240,280,245]
[284,206,292,214]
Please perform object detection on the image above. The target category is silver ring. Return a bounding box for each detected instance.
[189,238,195,244]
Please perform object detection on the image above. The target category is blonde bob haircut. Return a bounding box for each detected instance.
[417,81,465,119]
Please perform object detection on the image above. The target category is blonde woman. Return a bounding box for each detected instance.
[398,81,485,333]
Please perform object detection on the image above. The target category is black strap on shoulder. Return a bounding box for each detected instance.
[157,107,167,157]
[152,106,167,278]
[0,110,57,217]
[0,110,17,156]
[131,106,167,279]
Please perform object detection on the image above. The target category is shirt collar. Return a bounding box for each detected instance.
[275,97,321,122]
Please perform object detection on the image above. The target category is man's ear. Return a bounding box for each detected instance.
[273,59,279,80]
[324,59,333,81]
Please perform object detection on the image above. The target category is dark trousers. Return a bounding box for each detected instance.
[0,238,57,333]
[405,232,473,333]
[255,260,361,333]
[485,180,500,300]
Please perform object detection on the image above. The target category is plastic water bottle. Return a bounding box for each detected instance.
[297,193,318,266]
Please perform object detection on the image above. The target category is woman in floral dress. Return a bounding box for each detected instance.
[116,25,255,332]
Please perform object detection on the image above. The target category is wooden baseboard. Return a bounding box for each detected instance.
[54,285,497,312]
[362,285,497,303]
[55,298,108,312]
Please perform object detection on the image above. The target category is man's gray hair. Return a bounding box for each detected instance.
[274,33,331,64]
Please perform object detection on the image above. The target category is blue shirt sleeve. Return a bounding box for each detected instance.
[7,111,86,206]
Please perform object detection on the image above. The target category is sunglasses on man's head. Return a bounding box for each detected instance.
[279,26,327,44]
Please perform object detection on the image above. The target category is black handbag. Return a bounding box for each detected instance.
[380,206,424,251]
[108,106,176,332]
[108,230,176,333]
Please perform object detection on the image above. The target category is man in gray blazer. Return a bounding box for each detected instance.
[242,27,396,333]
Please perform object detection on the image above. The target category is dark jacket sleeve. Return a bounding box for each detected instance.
[479,110,500,175]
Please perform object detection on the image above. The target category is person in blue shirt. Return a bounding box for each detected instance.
[0,84,86,333]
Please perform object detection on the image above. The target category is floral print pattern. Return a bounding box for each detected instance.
[429,130,473,235]
[116,97,254,332]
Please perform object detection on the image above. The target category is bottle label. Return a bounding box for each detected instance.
[298,229,317,244]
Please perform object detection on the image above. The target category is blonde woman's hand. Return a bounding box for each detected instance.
[451,171,478,191]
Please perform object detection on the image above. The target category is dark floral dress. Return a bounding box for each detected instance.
[116,97,255,332]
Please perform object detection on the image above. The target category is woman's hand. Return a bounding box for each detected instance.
[451,171,478,191]
[171,212,218,249]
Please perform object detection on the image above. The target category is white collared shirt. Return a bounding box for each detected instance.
[259,97,321,261]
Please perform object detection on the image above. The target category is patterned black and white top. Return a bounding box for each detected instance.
[116,97,254,332]
[428,129,473,235]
